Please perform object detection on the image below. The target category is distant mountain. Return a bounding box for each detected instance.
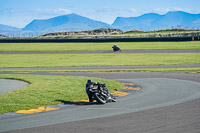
[112,11,200,31]
[1,11,200,36]
[0,24,21,32]
[22,13,111,32]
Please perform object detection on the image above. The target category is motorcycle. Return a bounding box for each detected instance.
[112,46,121,52]
[88,83,117,104]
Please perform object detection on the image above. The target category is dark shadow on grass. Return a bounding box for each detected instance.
[55,100,99,105]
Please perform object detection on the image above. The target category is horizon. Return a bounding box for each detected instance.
[1,0,200,28]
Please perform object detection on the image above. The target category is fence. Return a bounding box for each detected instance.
[0,36,200,43]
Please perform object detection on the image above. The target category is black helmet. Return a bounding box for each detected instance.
[87,80,92,83]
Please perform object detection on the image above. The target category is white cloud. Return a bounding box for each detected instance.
[154,8,171,14]
[35,8,72,15]
[53,8,72,14]
[129,8,137,13]
[153,7,200,15]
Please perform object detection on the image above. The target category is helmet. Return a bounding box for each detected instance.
[87,80,92,83]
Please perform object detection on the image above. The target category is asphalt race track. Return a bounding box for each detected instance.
[0,50,200,133]
[0,79,29,95]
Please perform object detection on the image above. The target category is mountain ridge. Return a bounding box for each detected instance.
[0,11,200,35]
[22,13,111,32]
[112,11,200,31]
[0,24,21,32]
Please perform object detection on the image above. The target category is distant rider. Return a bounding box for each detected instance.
[112,44,121,52]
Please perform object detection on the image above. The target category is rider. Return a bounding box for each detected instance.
[85,80,95,102]
[85,80,116,102]
[112,44,121,52]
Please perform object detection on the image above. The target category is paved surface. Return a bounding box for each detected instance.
[0,49,200,54]
[0,72,200,133]
[0,79,29,94]
[12,98,198,133]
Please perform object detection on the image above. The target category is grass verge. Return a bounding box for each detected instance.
[0,74,123,114]
[0,53,200,68]
[1,67,200,73]
[0,41,200,51]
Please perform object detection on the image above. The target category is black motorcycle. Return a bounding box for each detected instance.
[89,83,116,104]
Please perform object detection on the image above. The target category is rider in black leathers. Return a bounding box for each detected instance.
[85,80,95,102]
[85,80,112,102]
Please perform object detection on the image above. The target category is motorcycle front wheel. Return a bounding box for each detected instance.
[94,93,107,104]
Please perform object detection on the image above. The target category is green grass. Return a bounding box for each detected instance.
[1,67,200,73]
[0,41,200,51]
[0,74,123,114]
[0,53,200,68]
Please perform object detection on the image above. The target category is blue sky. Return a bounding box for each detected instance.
[1,0,200,28]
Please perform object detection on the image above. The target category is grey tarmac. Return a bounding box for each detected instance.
[0,71,200,133]
[0,79,29,94]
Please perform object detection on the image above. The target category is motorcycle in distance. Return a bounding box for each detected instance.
[88,82,117,104]
[112,44,121,52]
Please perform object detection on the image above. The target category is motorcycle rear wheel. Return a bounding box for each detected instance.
[94,93,107,104]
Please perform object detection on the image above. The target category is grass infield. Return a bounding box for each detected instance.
[1,68,200,73]
[0,74,123,114]
[0,41,200,51]
[0,53,200,68]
